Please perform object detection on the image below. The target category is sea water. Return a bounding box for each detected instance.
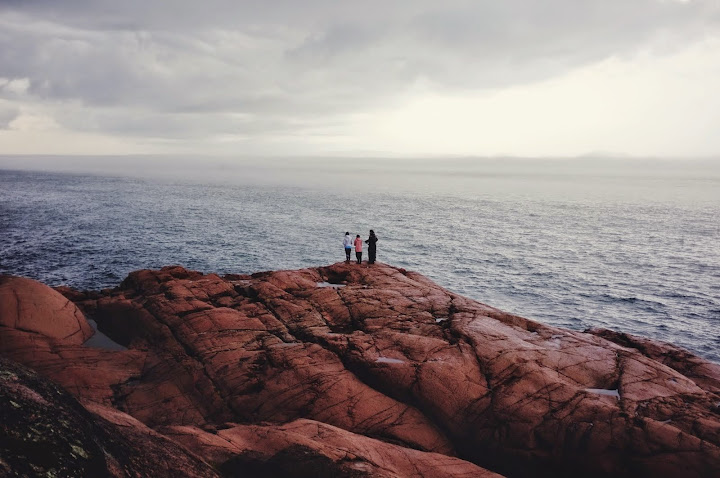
[1,157,718,362]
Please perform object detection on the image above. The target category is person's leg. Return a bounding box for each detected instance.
[345,248,351,262]
[356,252,362,264]
[369,249,375,264]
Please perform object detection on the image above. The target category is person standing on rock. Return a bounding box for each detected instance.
[365,230,378,264]
[354,234,363,264]
[343,232,353,263]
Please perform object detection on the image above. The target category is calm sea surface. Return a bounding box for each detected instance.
[1,157,719,362]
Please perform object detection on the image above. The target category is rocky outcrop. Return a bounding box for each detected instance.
[1,263,719,477]
[0,275,92,344]
[0,358,219,477]
[161,419,499,477]
[587,327,720,394]
[0,275,146,406]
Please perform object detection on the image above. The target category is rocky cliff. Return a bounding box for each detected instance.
[1,263,719,477]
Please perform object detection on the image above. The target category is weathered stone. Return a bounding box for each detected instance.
[587,327,720,394]
[0,275,93,344]
[162,419,501,477]
[1,263,719,477]
[0,358,218,477]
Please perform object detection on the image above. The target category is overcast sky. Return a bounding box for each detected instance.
[1,0,719,158]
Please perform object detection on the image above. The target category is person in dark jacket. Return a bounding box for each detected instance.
[365,230,378,264]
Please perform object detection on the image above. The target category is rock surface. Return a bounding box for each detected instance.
[1,263,719,477]
[0,358,219,477]
[0,275,93,344]
[161,419,499,477]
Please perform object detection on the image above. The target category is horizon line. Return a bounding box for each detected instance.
[1,153,720,162]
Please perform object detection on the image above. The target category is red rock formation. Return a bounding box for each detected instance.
[160,419,501,477]
[1,263,719,477]
[587,327,720,393]
[0,275,93,344]
[0,275,145,406]
[0,358,219,477]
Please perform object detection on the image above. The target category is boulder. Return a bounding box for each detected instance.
[0,275,93,344]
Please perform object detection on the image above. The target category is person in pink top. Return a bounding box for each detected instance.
[354,234,363,264]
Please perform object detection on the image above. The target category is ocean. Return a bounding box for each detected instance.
[1,157,719,362]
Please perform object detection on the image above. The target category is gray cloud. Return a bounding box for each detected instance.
[1,0,719,147]
[0,104,18,129]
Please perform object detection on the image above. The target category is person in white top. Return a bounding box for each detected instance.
[343,232,353,263]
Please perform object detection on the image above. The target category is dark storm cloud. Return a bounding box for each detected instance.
[1,0,719,140]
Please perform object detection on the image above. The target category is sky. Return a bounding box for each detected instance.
[1,0,720,158]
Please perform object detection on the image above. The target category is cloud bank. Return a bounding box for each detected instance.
[1,0,719,156]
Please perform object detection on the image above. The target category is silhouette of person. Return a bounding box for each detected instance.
[365,230,378,264]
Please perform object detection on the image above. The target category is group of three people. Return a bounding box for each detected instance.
[344,230,378,264]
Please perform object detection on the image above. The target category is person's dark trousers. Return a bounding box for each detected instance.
[345,248,351,262]
[368,248,376,264]
[356,252,362,264]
